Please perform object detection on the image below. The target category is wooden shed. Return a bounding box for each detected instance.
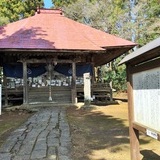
[120,37,160,160]
[0,9,136,106]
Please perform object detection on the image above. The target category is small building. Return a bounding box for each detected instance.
[0,9,136,106]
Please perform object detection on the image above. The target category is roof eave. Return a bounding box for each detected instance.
[0,48,106,54]
[102,44,137,49]
[119,47,160,66]
[119,37,160,65]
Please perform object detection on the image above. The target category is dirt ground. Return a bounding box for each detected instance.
[67,101,160,160]
[0,110,32,147]
[0,97,160,160]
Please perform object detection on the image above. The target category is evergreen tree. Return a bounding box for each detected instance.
[61,0,160,91]
[0,0,44,26]
[52,0,76,8]
[62,0,159,45]
[131,0,160,46]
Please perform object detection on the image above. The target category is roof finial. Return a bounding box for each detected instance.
[37,7,40,14]
[37,0,41,14]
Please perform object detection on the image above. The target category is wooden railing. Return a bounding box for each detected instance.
[2,83,113,105]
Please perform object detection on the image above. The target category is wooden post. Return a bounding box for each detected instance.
[23,60,28,105]
[72,61,77,104]
[3,75,8,106]
[110,88,113,101]
[91,56,95,84]
[127,65,140,160]
[48,63,52,101]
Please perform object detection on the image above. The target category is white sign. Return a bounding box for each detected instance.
[0,84,1,115]
[83,73,91,101]
[146,129,158,140]
[133,67,160,132]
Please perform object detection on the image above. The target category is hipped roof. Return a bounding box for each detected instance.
[0,9,135,51]
[0,9,137,66]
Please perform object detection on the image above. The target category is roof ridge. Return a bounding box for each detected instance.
[37,8,63,15]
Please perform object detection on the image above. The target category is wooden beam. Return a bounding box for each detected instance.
[1,48,106,54]
[19,58,81,64]
[133,122,160,141]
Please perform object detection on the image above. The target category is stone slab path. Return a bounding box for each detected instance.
[0,107,72,160]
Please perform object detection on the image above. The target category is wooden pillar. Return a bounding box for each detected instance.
[48,63,52,101]
[127,65,140,160]
[91,56,95,84]
[23,60,28,105]
[3,75,8,106]
[72,61,77,104]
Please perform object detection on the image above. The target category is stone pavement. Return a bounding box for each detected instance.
[0,107,72,160]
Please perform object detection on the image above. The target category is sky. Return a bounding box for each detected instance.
[44,0,53,8]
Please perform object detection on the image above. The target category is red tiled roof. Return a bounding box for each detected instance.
[0,9,136,51]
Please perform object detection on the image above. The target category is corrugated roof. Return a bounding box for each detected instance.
[0,9,136,51]
[120,37,160,64]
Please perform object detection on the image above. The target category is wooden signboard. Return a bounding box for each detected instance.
[121,37,160,160]
[127,59,160,160]
[132,66,160,134]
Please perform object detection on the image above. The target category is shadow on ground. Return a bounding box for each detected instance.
[141,150,160,160]
[67,103,159,160]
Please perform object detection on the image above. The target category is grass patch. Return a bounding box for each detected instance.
[0,111,32,147]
